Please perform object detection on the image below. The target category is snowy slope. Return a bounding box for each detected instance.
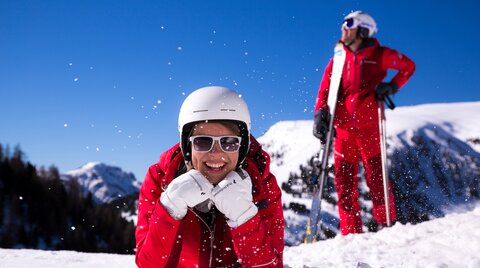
[62,162,140,204]
[1,202,479,268]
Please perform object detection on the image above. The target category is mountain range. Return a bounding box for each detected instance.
[61,162,140,205]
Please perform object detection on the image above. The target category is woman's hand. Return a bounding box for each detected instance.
[212,169,258,227]
[160,169,213,219]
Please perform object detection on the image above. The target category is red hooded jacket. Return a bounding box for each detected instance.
[135,136,284,267]
[314,38,415,129]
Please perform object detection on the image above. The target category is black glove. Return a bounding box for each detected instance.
[375,82,398,101]
[313,108,331,144]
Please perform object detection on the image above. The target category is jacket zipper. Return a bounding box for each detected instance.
[352,54,358,129]
[190,209,216,267]
[347,61,351,82]
[209,221,216,267]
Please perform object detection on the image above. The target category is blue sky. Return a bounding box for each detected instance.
[1,0,479,181]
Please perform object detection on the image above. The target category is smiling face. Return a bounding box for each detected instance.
[190,121,240,185]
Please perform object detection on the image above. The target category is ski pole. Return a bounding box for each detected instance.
[378,100,391,227]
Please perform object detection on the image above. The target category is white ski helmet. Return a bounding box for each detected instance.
[343,11,377,38]
[178,86,251,165]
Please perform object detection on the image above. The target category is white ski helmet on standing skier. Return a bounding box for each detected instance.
[343,11,378,38]
[178,86,251,165]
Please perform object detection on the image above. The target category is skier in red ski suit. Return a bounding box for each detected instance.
[136,86,284,267]
[313,11,415,235]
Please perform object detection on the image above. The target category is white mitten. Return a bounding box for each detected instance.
[160,169,213,220]
[212,169,258,228]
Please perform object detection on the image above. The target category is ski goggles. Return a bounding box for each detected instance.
[343,18,359,29]
[189,135,242,153]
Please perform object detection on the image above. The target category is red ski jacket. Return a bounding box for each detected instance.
[314,38,415,129]
[135,136,284,268]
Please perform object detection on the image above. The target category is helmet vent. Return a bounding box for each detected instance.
[220,109,236,112]
[193,109,209,113]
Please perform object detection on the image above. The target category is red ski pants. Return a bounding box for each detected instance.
[333,124,396,235]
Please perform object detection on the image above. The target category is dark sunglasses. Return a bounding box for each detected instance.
[189,135,242,153]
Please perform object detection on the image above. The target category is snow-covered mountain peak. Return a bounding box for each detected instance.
[63,162,140,204]
[78,161,103,170]
[258,120,319,184]
[385,101,480,143]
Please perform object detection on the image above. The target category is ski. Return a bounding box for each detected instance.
[305,42,346,243]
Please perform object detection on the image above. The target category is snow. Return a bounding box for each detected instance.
[284,203,480,268]
[1,203,480,267]
[385,101,480,143]
[0,249,135,268]
[258,120,320,184]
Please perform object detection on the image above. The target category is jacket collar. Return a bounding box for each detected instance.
[342,37,380,53]
[358,37,379,50]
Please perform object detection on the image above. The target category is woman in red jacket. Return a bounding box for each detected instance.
[136,86,284,267]
[313,11,415,235]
